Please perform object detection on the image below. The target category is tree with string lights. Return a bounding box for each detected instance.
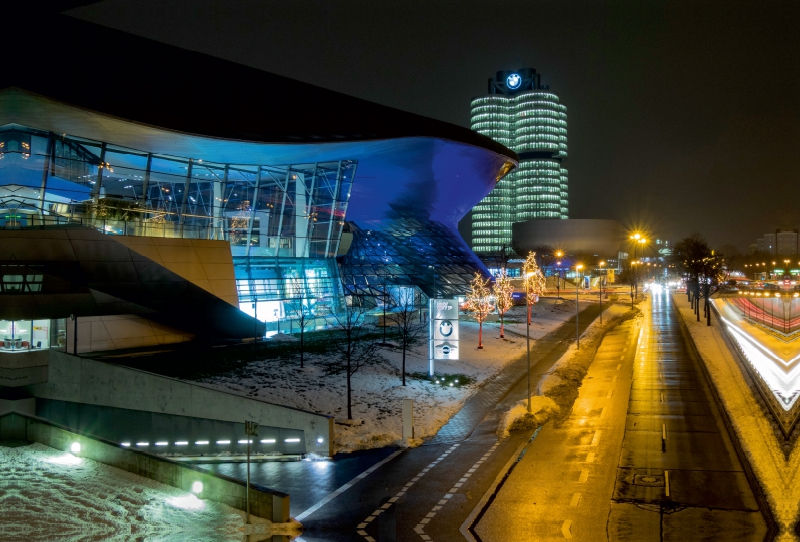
[522,251,547,325]
[493,270,514,338]
[463,273,495,349]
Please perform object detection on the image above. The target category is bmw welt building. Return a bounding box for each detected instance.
[0,2,515,464]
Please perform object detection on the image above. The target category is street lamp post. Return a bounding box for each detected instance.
[576,264,583,349]
[427,265,437,378]
[525,271,533,413]
[599,261,606,324]
[555,251,564,300]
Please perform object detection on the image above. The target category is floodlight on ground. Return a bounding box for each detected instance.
[70,442,81,453]
[191,481,203,494]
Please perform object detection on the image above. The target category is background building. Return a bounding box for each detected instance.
[468,68,568,254]
[755,229,798,255]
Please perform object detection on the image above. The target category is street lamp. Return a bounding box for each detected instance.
[555,251,564,300]
[576,264,583,349]
[599,261,606,324]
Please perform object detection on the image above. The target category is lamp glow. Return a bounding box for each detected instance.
[70,442,81,453]
[191,481,203,494]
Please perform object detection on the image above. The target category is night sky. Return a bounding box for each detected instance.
[72,0,799,251]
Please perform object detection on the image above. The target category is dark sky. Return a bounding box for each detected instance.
[72,0,800,251]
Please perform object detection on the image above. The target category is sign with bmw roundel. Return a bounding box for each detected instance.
[431,298,459,360]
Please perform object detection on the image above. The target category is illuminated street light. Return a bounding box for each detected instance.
[599,261,606,323]
[576,264,583,349]
[555,250,565,300]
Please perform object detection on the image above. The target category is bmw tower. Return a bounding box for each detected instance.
[469,68,568,255]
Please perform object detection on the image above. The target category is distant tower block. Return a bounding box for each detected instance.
[470,68,568,253]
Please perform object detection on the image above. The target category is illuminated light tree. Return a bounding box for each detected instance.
[522,251,547,325]
[493,270,514,338]
[463,273,495,349]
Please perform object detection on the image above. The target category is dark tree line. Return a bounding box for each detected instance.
[670,234,728,326]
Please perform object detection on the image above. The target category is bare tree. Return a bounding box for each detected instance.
[324,301,384,420]
[386,288,427,386]
[617,268,637,307]
[532,245,556,275]
[288,300,315,368]
[672,234,727,325]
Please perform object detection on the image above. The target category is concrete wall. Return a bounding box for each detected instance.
[27,350,334,456]
[0,349,49,387]
[114,237,239,306]
[0,412,289,522]
[66,315,194,354]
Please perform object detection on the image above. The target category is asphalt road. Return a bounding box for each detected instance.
[473,292,768,541]
[204,302,607,541]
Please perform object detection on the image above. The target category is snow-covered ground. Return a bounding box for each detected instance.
[675,294,798,541]
[200,297,593,453]
[0,443,253,541]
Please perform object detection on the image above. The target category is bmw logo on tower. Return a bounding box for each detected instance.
[506,73,522,89]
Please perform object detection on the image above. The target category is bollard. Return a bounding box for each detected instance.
[402,399,414,440]
[661,423,666,453]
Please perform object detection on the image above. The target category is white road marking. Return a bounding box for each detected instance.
[562,519,573,539]
[358,444,458,541]
[570,493,581,507]
[665,470,670,497]
[296,449,403,521]
[616,364,621,370]
[591,431,601,446]
[612,375,617,383]
[578,469,588,483]
[586,452,595,463]
[607,389,614,398]
[414,441,499,540]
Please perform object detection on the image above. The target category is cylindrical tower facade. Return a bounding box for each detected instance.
[470,95,513,252]
[469,69,569,254]
[512,92,567,158]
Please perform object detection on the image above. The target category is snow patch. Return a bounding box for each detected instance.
[201,299,599,453]
[0,442,274,541]
[497,397,559,438]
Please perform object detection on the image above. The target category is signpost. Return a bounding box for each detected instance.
[428,298,459,377]
[244,420,258,524]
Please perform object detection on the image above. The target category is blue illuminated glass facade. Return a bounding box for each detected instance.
[0,125,353,322]
[338,218,488,299]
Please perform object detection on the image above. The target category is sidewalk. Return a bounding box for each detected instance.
[427,302,604,445]
[473,305,641,541]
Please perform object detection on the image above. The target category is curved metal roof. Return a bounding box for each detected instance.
[2,8,515,160]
